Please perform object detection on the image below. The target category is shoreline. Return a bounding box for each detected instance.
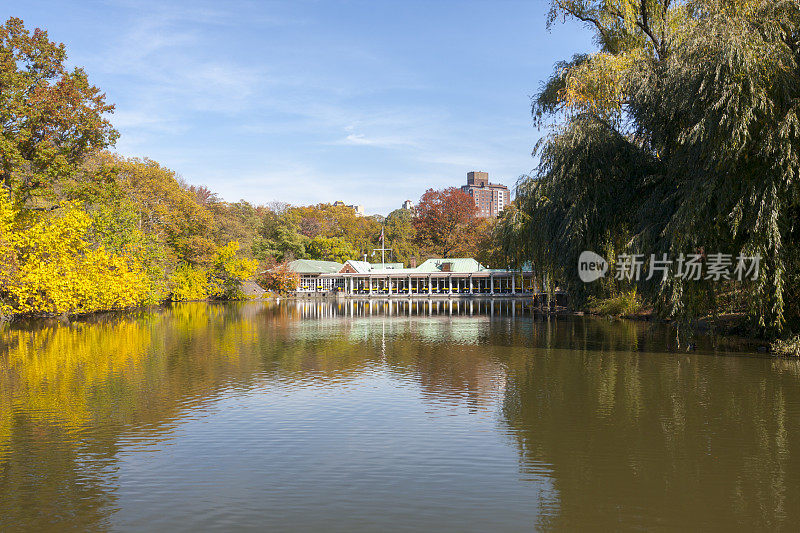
[1,296,782,356]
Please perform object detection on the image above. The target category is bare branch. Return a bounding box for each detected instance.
[660,0,670,54]
[637,0,663,59]
[555,0,614,49]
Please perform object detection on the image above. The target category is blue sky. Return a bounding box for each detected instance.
[6,0,595,215]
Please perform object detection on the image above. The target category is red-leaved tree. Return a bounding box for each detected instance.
[413,187,478,258]
[256,262,299,294]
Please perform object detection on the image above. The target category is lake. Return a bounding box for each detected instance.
[1,300,798,531]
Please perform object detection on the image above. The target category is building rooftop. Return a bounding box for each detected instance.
[291,257,497,275]
[340,260,371,273]
[288,259,344,274]
[371,262,405,270]
[414,258,487,273]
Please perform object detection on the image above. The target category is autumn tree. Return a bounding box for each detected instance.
[186,184,220,205]
[0,192,151,316]
[462,217,498,266]
[307,235,359,263]
[111,156,217,266]
[206,199,262,257]
[0,17,118,207]
[293,203,380,257]
[254,202,381,264]
[256,262,299,294]
[254,208,308,262]
[413,187,478,258]
[385,208,418,264]
[0,18,259,317]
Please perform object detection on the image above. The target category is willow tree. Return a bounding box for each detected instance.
[505,0,800,336]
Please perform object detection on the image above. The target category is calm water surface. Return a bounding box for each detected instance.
[1,300,798,531]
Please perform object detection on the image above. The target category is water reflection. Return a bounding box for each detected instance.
[289,298,526,320]
[0,301,797,531]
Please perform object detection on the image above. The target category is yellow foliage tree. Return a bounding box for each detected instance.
[0,192,151,317]
[168,241,257,301]
[208,241,258,299]
[168,263,210,301]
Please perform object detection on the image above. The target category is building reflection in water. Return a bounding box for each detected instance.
[0,301,797,530]
[289,297,527,320]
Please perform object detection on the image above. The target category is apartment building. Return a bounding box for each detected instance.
[460,171,510,218]
[333,201,365,217]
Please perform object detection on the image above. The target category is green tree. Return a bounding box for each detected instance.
[385,208,418,264]
[0,17,118,207]
[507,0,800,337]
[293,203,380,257]
[254,208,308,262]
[206,198,262,258]
[307,235,359,263]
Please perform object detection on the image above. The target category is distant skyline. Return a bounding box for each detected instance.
[6,0,596,215]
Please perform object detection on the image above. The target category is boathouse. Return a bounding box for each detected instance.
[288,258,536,297]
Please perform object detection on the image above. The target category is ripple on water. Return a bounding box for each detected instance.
[0,302,796,531]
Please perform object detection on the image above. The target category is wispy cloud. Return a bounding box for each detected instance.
[26,0,584,213]
[333,133,419,148]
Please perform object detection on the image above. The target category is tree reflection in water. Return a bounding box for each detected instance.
[0,301,797,530]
